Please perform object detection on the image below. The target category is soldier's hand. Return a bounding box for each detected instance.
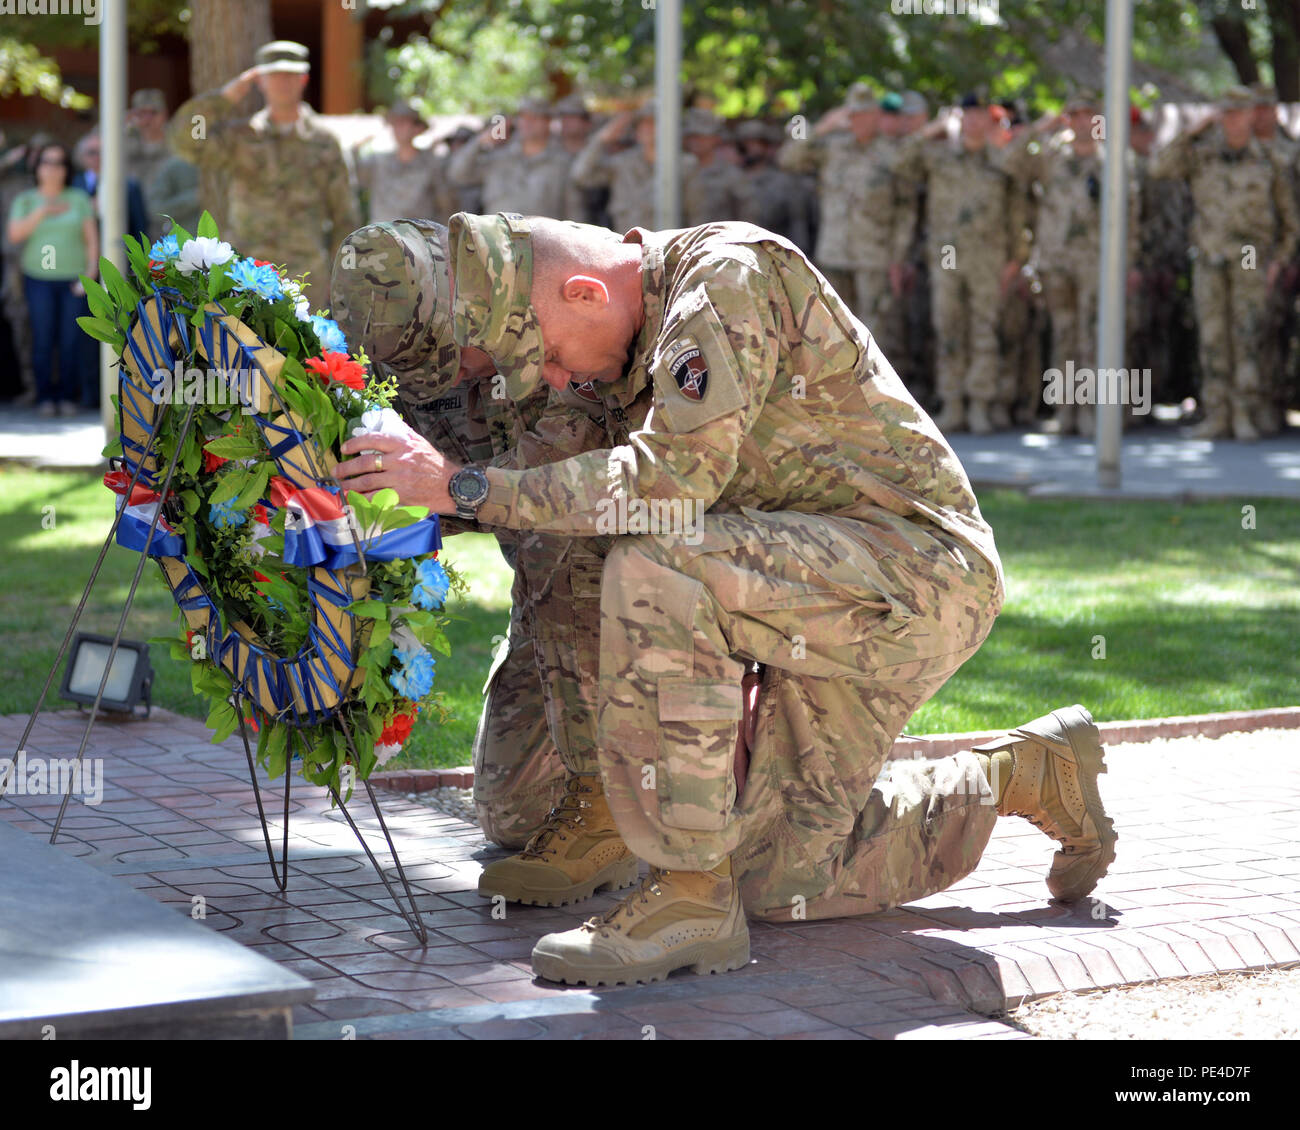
[222,66,262,104]
[337,430,460,515]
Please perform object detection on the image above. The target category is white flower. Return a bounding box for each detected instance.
[175,237,235,276]
[283,279,312,322]
[389,622,421,655]
[352,406,411,441]
[374,742,401,766]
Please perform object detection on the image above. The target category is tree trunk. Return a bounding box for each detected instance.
[186,0,273,230]
[1268,0,1300,102]
[1211,16,1261,87]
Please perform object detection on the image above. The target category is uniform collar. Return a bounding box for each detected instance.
[250,103,315,139]
[590,228,667,409]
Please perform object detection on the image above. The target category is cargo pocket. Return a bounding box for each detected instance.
[655,677,742,831]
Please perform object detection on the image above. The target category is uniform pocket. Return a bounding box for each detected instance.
[655,676,741,831]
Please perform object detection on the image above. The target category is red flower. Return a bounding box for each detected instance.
[202,447,227,473]
[380,709,417,748]
[251,503,269,526]
[304,351,366,391]
[244,713,260,733]
[149,259,167,280]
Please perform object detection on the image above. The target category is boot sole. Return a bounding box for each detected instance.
[532,930,751,988]
[477,856,639,908]
[1048,705,1118,902]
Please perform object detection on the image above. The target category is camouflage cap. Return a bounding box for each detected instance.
[330,220,461,400]
[130,88,166,112]
[448,212,543,400]
[255,40,311,74]
[1221,85,1255,111]
[901,90,929,117]
[553,93,590,118]
[683,107,723,136]
[843,82,878,112]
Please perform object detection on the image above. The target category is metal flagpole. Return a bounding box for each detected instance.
[99,0,127,437]
[1096,0,1133,489]
[654,0,682,230]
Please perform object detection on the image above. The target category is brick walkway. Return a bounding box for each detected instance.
[3,709,1298,1040]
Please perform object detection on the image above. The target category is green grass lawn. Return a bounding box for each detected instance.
[2,465,1297,770]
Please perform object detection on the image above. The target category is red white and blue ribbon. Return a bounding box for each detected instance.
[103,470,185,557]
[278,483,441,569]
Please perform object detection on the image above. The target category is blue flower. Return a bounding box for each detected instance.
[310,315,348,354]
[389,644,436,700]
[208,497,246,529]
[411,558,450,610]
[227,257,284,301]
[150,235,180,261]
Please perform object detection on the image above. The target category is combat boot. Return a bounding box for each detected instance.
[973,704,1117,902]
[932,399,966,433]
[1231,401,1260,442]
[531,856,750,987]
[967,400,994,435]
[477,773,638,907]
[1189,403,1230,439]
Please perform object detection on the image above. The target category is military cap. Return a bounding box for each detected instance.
[880,92,904,114]
[517,96,553,116]
[735,119,778,142]
[255,40,310,74]
[130,88,166,112]
[1220,85,1254,110]
[843,82,878,112]
[553,93,590,118]
[330,220,460,397]
[683,107,723,136]
[901,90,929,117]
[448,212,543,400]
[387,98,426,124]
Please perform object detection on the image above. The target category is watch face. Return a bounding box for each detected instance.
[452,468,488,505]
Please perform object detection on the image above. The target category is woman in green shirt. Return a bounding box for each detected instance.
[5,141,98,416]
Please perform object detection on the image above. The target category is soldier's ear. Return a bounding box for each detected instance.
[561,274,610,308]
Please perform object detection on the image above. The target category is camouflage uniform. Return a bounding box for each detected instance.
[454,216,1006,921]
[1003,130,1140,432]
[124,132,172,241]
[893,135,1015,428]
[448,138,572,220]
[569,136,670,233]
[330,220,565,847]
[682,152,755,229]
[356,148,443,224]
[168,92,360,293]
[1150,125,1300,436]
[148,154,202,237]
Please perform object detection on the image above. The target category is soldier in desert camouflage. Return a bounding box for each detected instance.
[168,41,359,297]
[334,210,1118,988]
[330,220,568,847]
[1150,86,1299,440]
[353,100,443,225]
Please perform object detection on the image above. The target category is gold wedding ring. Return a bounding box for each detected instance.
[375,453,383,474]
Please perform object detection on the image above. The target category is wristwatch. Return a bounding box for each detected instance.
[448,465,490,520]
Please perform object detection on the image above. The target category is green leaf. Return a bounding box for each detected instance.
[208,470,250,506]
[99,257,139,311]
[123,234,151,288]
[349,600,388,621]
[169,222,193,246]
[101,434,124,459]
[206,698,239,744]
[368,619,391,648]
[180,433,201,477]
[181,489,200,515]
[203,434,263,459]
[196,210,219,240]
[235,463,270,510]
[82,275,113,321]
[76,316,124,348]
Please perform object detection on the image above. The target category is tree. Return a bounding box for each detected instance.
[185,0,274,229]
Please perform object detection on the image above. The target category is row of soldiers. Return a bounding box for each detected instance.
[103,38,1296,441]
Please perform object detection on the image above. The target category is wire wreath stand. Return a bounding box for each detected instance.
[3,293,432,943]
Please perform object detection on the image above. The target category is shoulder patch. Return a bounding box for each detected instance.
[666,339,709,401]
[571,380,602,403]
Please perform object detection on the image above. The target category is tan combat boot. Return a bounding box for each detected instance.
[932,399,966,433]
[531,856,750,987]
[477,773,638,907]
[1231,401,1260,442]
[967,400,995,435]
[974,704,1117,902]
[1190,402,1230,439]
